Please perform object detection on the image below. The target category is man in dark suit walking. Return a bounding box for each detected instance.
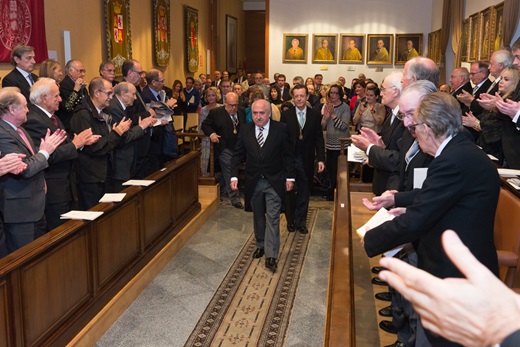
[24,78,99,230]
[363,92,500,347]
[0,89,67,253]
[230,99,295,273]
[1,45,39,103]
[280,84,325,234]
[202,92,246,208]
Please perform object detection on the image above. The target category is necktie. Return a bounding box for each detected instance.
[17,128,35,155]
[298,111,304,128]
[472,84,479,95]
[232,114,238,124]
[405,140,420,169]
[257,126,265,147]
[27,74,34,86]
[487,78,499,93]
[100,111,112,132]
[51,115,59,128]
[159,90,166,102]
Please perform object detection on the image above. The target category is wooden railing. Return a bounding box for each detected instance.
[0,151,201,347]
[324,154,355,346]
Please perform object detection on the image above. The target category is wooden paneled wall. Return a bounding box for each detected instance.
[0,152,200,347]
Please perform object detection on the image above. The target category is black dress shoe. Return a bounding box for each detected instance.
[232,202,244,209]
[378,305,392,317]
[379,320,398,334]
[265,257,277,272]
[253,248,264,259]
[298,226,308,234]
[375,291,392,302]
[372,266,385,274]
[287,224,296,232]
[371,276,388,286]
[384,341,405,347]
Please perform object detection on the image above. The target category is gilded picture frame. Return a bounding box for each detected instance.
[491,2,504,54]
[395,33,422,65]
[469,13,480,62]
[479,7,492,61]
[226,15,238,73]
[433,29,441,64]
[339,34,364,64]
[367,34,393,65]
[283,33,308,64]
[460,19,470,62]
[184,6,199,73]
[312,34,337,64]
[154,0,170,67]
[105,0,132,75]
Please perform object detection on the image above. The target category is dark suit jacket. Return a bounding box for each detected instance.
[0,119,48,223]
[70,98,123,183]
[201,105,246,153]
[451,81,473,114]
[56,75,88,131]
[368,115,405,195]
[1,68,38,103]
[364,133,499,281]
[469,78,492,116]
[280,106,325,184]
[280,86,291,102]
[104,97,146,180]
[24,106,78,204]
[231,121,295,212]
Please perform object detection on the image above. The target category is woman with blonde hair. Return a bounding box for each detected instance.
[39,59,63,82]
[198,87,221,176]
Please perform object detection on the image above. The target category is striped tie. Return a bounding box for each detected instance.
[257,126,264,147]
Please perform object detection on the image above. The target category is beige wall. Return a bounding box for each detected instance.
[216,0,245,75]
[0,0,245,87]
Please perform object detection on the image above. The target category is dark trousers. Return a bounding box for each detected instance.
[251,178,282,258]
[77,182,105,210]
[45,200,72,231]
[4,215,47,254]
[326,149,340,199]
[285,156,310,228]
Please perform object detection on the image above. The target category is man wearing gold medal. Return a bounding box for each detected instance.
[201,92,246,208]
[280,84,325,233]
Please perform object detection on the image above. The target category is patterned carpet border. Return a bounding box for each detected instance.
[184,208,319,347]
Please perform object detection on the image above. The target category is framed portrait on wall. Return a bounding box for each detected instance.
[339,34,364,64]
[226,15,237,73]
[367,34,393,65]
[395,34,422,65]
[469,13,480,62]
[433,29,441,64]
[460,19,470,62]
[491,2,504,54]
[105,0,132,75]
[184,6,199,73]
[154,0,170,67]
[283,33,308,63]
[312,34,337,63]
[479,7,492,61]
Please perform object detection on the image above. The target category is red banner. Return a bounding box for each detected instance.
[0,0,48,63]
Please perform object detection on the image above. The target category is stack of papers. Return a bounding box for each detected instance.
[498,168,520,177]
[122,180,155,186]
[99,193,126,202]
[356,207,403,257]
[61,211,104,221]
[347,144,368,163]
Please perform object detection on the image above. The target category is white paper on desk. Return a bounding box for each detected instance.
[122,179,155,186]
[488,154,499,161]
[347,144,367,163]
[99,193,126,203]
[356,207,395,238]
[60,210,104,220]
[413,168,428,189]
[498,168,520,177]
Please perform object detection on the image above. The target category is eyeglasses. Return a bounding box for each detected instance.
[155,79,165,84]
[73,67,86,73]
[380,85,395,92]
[226,103,238,108]
[98,90,114,97]
[396,112,413,121]
[103,69,116,73]
[407,122,426,134]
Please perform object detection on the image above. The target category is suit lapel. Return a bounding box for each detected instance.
[0,120,34,154]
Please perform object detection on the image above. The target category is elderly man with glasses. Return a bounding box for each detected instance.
[362,92,500,347]
[56,59,89,132]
